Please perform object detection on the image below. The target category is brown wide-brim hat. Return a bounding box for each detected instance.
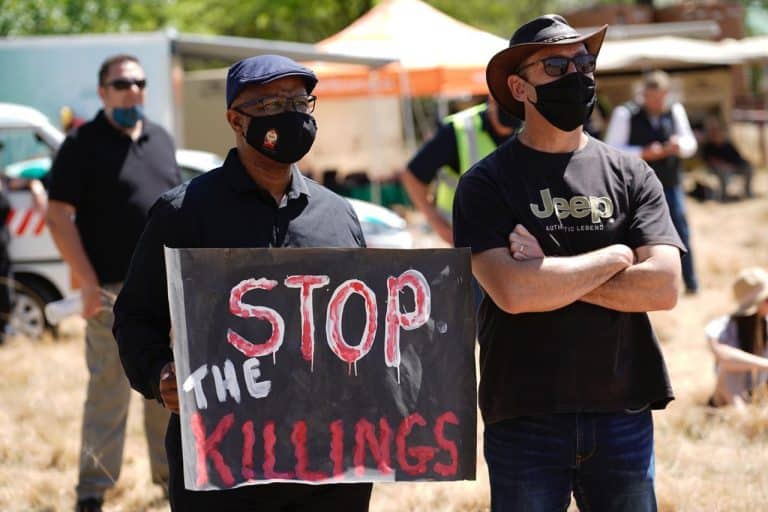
[733,267,768,316]
[487,14,608,120]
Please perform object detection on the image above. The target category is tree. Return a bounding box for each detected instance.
[0,0,561,41]
[428,0,560,37]
[167,0,374,42]
[0,0,172,36]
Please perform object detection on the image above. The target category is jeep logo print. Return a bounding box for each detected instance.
[530,188,614,224]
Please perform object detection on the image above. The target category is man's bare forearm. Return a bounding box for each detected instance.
[474,244,633,314]
[580,245,680,312]
[580,262,678,311]
[400,169,452,243]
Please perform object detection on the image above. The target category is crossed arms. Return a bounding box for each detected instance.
[473,224,681,314]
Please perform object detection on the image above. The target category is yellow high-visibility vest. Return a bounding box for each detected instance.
[435,103,498,221]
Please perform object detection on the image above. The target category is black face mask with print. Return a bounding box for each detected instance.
[243,111,317,164]
[527,72,596,132]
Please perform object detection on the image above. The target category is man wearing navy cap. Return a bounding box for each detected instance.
[454,15,684,511]
[113,55,372,511]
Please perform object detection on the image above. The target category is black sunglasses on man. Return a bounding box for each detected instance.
[517,53,596,78]
[105,78,147,91]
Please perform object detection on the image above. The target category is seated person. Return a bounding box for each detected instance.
[706,267,768,409]
[701,118,753,201]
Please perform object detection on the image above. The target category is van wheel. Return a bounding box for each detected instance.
[11,274,61,340]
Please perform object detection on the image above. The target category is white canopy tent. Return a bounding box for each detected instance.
[719,36,768,61]
[597,36,745,72]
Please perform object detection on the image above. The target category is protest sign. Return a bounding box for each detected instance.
[165,247,476,490]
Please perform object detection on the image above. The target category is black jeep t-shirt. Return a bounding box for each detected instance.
[454,136,684,423]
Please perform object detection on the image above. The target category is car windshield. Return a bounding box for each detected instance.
[0,127,55,179]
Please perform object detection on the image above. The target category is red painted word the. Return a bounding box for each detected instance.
[190,411,459,487]
[226,270,431,376]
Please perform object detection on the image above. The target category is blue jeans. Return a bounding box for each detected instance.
[484,411,656,512]
[664,185,697,292]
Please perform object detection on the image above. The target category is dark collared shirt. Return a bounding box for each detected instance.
[113,148,365,400]
[48,110,180,283]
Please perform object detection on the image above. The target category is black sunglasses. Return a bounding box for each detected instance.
[517,54,597,78]
[105,78,147,91]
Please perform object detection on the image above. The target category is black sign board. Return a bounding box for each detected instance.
[165,248,476,490]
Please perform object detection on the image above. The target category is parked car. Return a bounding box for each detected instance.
[1,103,67,338]
[0,102,412,338]
[347,198,413,249]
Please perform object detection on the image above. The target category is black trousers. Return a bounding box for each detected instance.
[165,414,372,512]
[0,232,11,337]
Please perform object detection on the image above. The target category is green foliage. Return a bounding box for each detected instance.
[170,0,562,41]
[428,0,560,37]
[167,0,373,42]
[0,0,561,40]
[0,0,172,36]
[10,0,766,43]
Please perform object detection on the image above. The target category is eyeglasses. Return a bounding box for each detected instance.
[516,54,597,78]
[233,95,317,116]
[105,78,147,91]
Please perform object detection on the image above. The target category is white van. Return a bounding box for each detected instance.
[0,103,412,338]
[0,103,67,338]
[0,103,229,338]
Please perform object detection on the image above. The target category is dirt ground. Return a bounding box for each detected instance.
[0,172,766,512]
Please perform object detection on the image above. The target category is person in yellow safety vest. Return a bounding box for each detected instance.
[400,97,521,245]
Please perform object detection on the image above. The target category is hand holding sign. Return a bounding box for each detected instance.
[160,362,180,414]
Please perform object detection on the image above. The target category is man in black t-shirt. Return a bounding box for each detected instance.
[47,54,179,512]
[454,15,684,511]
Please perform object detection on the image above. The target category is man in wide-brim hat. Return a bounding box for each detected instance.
[453,14,686,511]
[485,14,607,122]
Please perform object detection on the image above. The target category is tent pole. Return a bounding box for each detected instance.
[368,70,382,205]
[437,96,449,120]
[397,64,417,155]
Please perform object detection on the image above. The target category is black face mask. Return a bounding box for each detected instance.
[243,111,317,164]
[527,72,596,132]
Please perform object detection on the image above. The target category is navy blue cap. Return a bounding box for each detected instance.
[226,55,318,108]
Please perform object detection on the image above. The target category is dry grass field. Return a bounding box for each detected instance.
[0,172,766,512]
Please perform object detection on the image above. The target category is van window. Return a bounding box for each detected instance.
[0,128,54,175]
